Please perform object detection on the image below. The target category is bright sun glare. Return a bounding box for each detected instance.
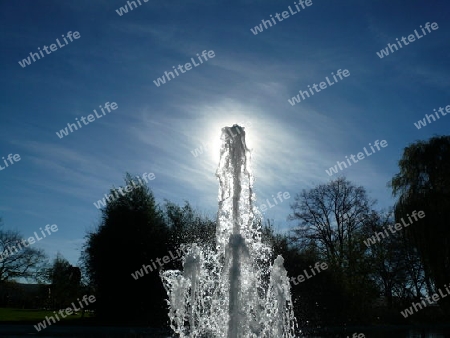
[208,118,255,165]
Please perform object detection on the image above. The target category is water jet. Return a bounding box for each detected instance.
[161,125,298,337]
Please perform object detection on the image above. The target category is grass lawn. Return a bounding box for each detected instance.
[0,307,90,322]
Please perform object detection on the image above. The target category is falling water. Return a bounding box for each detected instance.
[161,125,298,337]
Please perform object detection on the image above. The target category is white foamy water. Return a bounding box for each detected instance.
[161,125,298,337]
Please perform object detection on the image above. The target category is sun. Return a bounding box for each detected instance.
[191,100,257,165]
[207,118,255,165]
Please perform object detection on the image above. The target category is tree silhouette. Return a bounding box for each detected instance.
[163,200,216,250]
[48,253,81,310]
[288,177,379,324]
[390,135,450,312]
[0,218,48,283]
[82,173,170,326]
[288,177,375,269]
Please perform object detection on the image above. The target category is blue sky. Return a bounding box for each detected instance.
[0,0,449,266]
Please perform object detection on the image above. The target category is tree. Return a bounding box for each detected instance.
[390,135,450,311]
[47,253,81,310]
[163,200,216,250]
[362,210,424,308]
[0,219,48,283]
[288,177,375,269]
[288,177,379,324]
[260,219,289,258]
[81,173,170,326]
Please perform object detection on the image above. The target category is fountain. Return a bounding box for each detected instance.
[161,125,298,337]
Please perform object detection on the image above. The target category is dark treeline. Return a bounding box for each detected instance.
[1,135,449,329]
[80,176,217,326]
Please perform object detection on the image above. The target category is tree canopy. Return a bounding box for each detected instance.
[390,135,450,312]
[0,219,48,283]
[82,173,169,326]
